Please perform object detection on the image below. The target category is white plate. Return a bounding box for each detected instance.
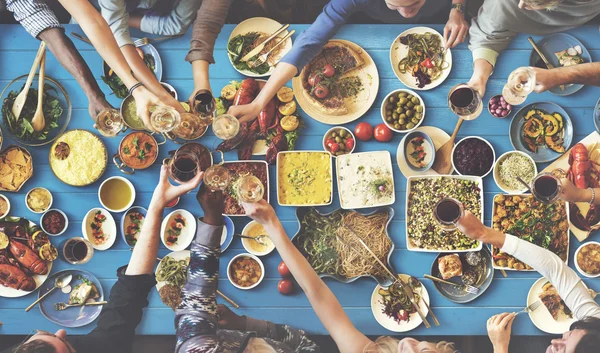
[0,218,53,298]
[82,208,116,251]
[397,126,453,178]
[371,274,430,332]
[493,151,538,194]
[573,241,600,278]
[227,17,293,77]
[155,250,189,293]
[276,151,333,207]
[405,175,484,253]
[336,151,395,210]
[161,210,196,251]
[527,277,583,334]
[292,39,379,125]
[390,27,452,90]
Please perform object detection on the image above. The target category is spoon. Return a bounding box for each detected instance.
[235,233,268,245]
[432,118,463,174]
[31,50,47,132]
[12,41,47,120]
[516,176,533,193]
[26,273,73,312]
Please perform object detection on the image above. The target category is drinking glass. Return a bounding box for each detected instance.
[531,172,561,204]
[95,109,125,137]
[212,114,240,141]
[433,197,465,231]
[62,238,94,265]
[448,84,483,120]
[150,106,181,133]
[203,165,232,192]
[236,175,264,203]
[192,89,216,122]
[172,112,202,139]
[502,67,536,105]
[167,149,200,184]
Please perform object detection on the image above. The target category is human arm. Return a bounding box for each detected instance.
[443,0,469,49]
[136,0,200,36]
[242,201,372,353]
[487,313,516,353]
[558,178,600,205]
[533,63,600,93]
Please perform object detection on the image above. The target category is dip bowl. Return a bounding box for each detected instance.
[403,131,435,172]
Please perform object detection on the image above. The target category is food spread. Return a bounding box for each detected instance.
[337,152,394,209]
[49,130,106,186]
[277,151,332,206]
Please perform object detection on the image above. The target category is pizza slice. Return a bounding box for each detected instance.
[538,282,573,321]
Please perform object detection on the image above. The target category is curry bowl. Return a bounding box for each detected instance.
[227,253,265,290]
[113,131,163,174]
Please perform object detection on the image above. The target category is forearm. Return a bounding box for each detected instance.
[127,13,142,29]
[253,63,297,109]
[125,199,162,275]
[192,60,211,92]
[493,346,509,353]
[549,63,600,88]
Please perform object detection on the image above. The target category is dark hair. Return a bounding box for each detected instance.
[12,340,56,353]
[570,317,600,353]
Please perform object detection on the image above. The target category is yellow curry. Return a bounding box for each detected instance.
[277,152,332,205]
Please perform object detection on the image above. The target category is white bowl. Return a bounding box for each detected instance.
[493,151,538,194]
[227,253,265,290]
[82,208,117,250]
[322,127,356,158]
[380,89,426,133]
[160,209,196,251]
[451,136,496,178]
[98,176,136,213]
[241,221,275,256]
[574,241,600,278]
[40,208,68,236]
[25,187,53,214]
[0,194,10,218]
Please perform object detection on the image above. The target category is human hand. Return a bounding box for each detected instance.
[467,75,486,97]
[151,165,203,209]
[217,304,246,331]
[159,90,186,114]
[131,86,164,132]
[227,102,261,123]
[457,211,488,241]
[487,312,516,353]
[196,184,224,226]
[559,177,588,203]
[240,199,279,227]
[444,9,469,49]
[531,67,554,93]
[88,96,113,123]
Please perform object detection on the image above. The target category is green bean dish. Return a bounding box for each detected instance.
[156,255,189,288]
[397,32,449,88]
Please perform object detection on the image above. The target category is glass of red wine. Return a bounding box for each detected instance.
[448,84,483,121]
[167,149,200,184]
[433,197,465,231]
[62,238,94,265]
[531,172,561,204]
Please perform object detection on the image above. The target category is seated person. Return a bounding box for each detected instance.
[228,0,469,122]
[241,200,458,353]
[4,0,113,124]
[6,165,202,353]
[532,62,600,93]
[174,187,319,352]
[467,0,600,96]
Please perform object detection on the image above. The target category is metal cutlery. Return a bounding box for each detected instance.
[517,299,542,315]
[527,37,565,92]
[54,301,107,311]
[408,276,440,326]
[234,233,269,245]
[424,274,480,295]
[134,34,183,47]
[26,273,73,312]
[240,24,290,62]
[248,30,295,69]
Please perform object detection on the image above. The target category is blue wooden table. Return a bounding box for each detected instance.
[1,24,599,337]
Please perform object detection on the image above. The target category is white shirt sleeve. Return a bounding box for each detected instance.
[98,0,134,47]
[501,234,600,320]
[139,0,201,36]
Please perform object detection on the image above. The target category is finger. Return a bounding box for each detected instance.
[177,171,204,195]
[159,164,168,181]
[494,312,510,325]
[458,27,468,45]
[500,313,517,328]
[446,27,459,49]
[443,25,450,48]
[238,114,253,124]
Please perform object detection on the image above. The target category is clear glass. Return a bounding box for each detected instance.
[448,84,483,120]
[236,175,264,203]
[203,164,232,192]
[212,114,240,140]
[95,109,124,137]
[168,150,200,184]
[150,106,181,133]
[433,198,465,231]
[531,172,561,204]
[62,238,94,265]
[192,89,216,122]
[172,112,202,139]
[502,67,536,105]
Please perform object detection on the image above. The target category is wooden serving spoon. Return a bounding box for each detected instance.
[432,118,464,174]
[11,41,46,120]
[32,51,47,132]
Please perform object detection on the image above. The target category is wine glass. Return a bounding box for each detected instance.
[95,109,125,137]
[212,114,240,141]
[433,198,465,231]
[172,112,201,139]
[203,164,231,192]
[502,67,536,105]
[192,89,216,122]
[448,84,483,120]
[236,175,264,203]
[150,106,181,133]
[531,172,561,204]
[167,149,200,184]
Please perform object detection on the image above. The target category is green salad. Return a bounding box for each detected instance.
[102,53,156,98]
[228,32,273,75]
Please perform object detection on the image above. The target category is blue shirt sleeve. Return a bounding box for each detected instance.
[280,0,368,71]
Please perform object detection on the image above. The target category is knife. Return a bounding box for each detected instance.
[240,24,290,62]
[527,37,566,92]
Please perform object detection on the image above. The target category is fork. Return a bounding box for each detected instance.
[248,30,295,69]
[54,301,107,311]
[423,274,480,295]
[516,300,542,315]
[134,34,183,47]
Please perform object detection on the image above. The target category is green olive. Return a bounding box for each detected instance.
[392,112,399,119]
[386,116,394,123]
[339,144,345,151]
[399,119,405,125]
[411,117,419,124]
[395,107,402,114]
[399,113,407,120]
[389,96,398,104]
[415,105,423,113]
[406,94,413,101]
[406,102,414,109]
[415,112,422,119]
[406,122,415,129]
[394,123,401,130]
[398,92,407,98]
[406,110,414,118]
[335,136,342,143]
[411,97,420,104]
[339,129,347,138]
[399,97,408,105]
[331,132,337,138]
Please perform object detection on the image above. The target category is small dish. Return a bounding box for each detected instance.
[451,136,495,178]
[82,208,116,251]
[25,187,53,214]
[160,209,196,251]
[221,215,234,252]
[380,89,425,133]
[98,176,136,213]
[493,151,538,194]
[574,241,600,278]
[40,208,68,236]
[120,206,147,247]
[488,94,512,118]
[241,220,275,256]
[403,131,435,172]
[227,253,265,290]
[323,127,356,157]
[0,194,10,218]
[160,82,178,100]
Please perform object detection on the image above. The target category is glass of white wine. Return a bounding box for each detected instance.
[236,175,264,203]
[502,67,536,106]
[95,109,125,137]
[203,151,231,192]
[212,114,240,140]
[150,106,181,133]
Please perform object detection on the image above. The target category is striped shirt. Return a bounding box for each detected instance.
[4,0,62,38]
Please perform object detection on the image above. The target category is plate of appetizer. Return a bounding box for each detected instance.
[509,102,572,163]
[381,89,426,133]
[39,269,104,327]
[227,17,293,77]
[49,130,107,187]
[429,248,493,303]
[120,206,147,247]
[402,131,435,172]
[161,210,196,251]
[493,151,537,194]
[82,208,116,251]
[451,136,496,178]
[222,160,269,216]
[0,146,33,192]
[390,27,452,90]
[574,241,600,278]
[155,250,189,309]
[323,127,356,157]
[527,278,584,334]
[336,151,395,210]
[491,194,569,271]
[0,217,57,298]
[396,126,453,178]
[291,207,396,287]
[371,274,430,332]
[529,33,590,96]
[292,39,379,125]
[406,176,483,252]
[277,151,332,207]
[227,253,265,290]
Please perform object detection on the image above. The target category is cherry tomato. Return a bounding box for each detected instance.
[313,85,329,99]
[329,142,340,153]
[374,123,393,142]
[308,72,322,87]
[345,137,355,151]
[325,138,335,149]
[354,122,373,141]
[278,261,291,277]
[323,64,335,78]
[278,279,294,295]
[421,58,434,69]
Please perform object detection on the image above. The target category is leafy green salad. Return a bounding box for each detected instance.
[101,53,156,98]
[228,32,272,75]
